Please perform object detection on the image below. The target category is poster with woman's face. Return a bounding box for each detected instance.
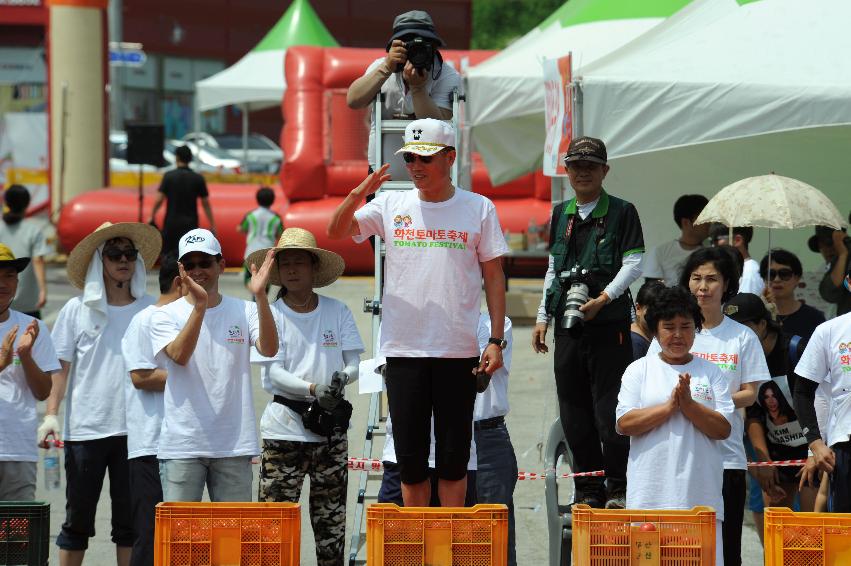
[758,377,806,448]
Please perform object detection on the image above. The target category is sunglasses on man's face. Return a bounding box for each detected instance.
[181,258,215,271]
[103,247,139,262]
[767,268,795,281]
[402,152,436,164]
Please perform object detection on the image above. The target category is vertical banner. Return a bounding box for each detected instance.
[543,54,573,177]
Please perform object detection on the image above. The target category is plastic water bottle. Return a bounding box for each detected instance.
[43,437,61,490]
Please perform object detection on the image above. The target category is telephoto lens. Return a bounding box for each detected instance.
[560,282,590,329]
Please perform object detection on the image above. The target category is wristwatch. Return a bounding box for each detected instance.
[488,337,508,350]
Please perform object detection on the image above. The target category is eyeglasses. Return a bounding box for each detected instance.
[565,161,603,171]
[103,247,139,262]
[181,258,215,271]
[402,152,436,164]
[767,268,795,281]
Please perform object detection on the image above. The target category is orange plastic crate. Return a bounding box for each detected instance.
[153,502,299,566]
[764,507,851,566]
[571,505,716,566]
[366,503,508,566]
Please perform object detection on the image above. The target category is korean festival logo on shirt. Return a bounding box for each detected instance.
[391,214,470,251]
[322,330,338,348]
[226,325,245,344]
[393,214,413,229]
[693,351,738,371]
[839,341,851,373]
[690,380,714,403]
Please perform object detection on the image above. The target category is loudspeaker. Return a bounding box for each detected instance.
[126,123,164,166]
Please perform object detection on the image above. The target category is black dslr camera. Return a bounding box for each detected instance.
[403,37,435,71]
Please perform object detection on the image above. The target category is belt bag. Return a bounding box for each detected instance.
[274,395,352,439]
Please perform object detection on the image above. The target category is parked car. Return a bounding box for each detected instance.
[182,131,282,173]
[109,131,169,173]
[109,132,243,175]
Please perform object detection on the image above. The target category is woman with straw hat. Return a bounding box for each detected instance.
[248,227,364,566]
[39,221,160,566]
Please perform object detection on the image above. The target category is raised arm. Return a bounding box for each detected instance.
[327,165,390,239]
[347,46,404,109]
[164,264,207,365]
[247,250,278,358]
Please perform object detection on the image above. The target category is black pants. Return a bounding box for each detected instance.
[128,456,163,566]
[722,468,746,566]
[831,441,851,512]
[554,322,631,496]
[57,436,134,550]
[385,357,478,484]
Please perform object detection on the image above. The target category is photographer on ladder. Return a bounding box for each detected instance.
[532,137,645,510]
[347,10,460,180]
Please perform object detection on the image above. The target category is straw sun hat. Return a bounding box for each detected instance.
[67,221,162,289]
[246,227,345,288]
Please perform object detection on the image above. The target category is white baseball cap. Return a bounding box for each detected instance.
[395,118,455,156]
[178,228,222,260]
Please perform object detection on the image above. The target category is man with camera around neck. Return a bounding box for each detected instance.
[532,137,645,509]
[347,10,460,180]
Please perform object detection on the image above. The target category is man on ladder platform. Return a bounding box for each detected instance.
[332,50,510,564]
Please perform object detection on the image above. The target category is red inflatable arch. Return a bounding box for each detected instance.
[281,46,552,273]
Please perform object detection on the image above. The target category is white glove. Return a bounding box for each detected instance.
[37,414,61,447]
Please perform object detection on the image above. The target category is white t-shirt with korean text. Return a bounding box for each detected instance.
[52,295,156,441]
[150,296,263,459]
[795,312,851,447]
[0,311,60,462]
[122,305,167,459]
[648,315,770,469]
[253,296,364,443]
[354,188,508,358]
[617,354,734,520]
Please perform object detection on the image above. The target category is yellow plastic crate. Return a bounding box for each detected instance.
[154,502,300,566]
[571,505,716,566]
[366,503,508,566]
[764,507,851,566]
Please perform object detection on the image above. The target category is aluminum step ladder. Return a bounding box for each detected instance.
[347,88,465,566]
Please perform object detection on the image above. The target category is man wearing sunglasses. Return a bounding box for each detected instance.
[150,228,278,503]
[759,249,825,342]
[532,137,645,510]
[328,118,509,508]
[43,222,160,566]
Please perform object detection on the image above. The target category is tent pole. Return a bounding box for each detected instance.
[569,78,583,203]
[242,103,249,168]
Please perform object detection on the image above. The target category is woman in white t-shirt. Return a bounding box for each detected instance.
[247,228,364,566]
[672,247,770,566]
[618,286,733,566]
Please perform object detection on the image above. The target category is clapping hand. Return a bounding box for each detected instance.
[177,262,208,307]
[0,324,18,371]
[15,320,38,360]
[675,373,694,407]
[247,249,276,298]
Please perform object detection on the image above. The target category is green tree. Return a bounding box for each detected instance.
[472,0,564,49]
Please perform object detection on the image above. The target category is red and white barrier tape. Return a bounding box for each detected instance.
[346,457,807,480]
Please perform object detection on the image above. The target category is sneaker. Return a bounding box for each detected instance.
[604,490,626,509]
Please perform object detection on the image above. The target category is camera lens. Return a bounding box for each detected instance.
[561,282,589,329]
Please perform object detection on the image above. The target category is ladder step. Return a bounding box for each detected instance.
[380,120,412,133]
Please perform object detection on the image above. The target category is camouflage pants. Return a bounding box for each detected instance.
[259,434,347,566]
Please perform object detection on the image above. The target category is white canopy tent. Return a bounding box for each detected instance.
[196,50,287,112]
[577,0,851,270]
[466,0,695,185]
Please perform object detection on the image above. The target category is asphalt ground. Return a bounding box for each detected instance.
[31,266,763,565]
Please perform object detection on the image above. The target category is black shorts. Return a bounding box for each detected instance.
[384,357,478,484]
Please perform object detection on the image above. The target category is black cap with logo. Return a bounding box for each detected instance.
[564,136,607,165]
